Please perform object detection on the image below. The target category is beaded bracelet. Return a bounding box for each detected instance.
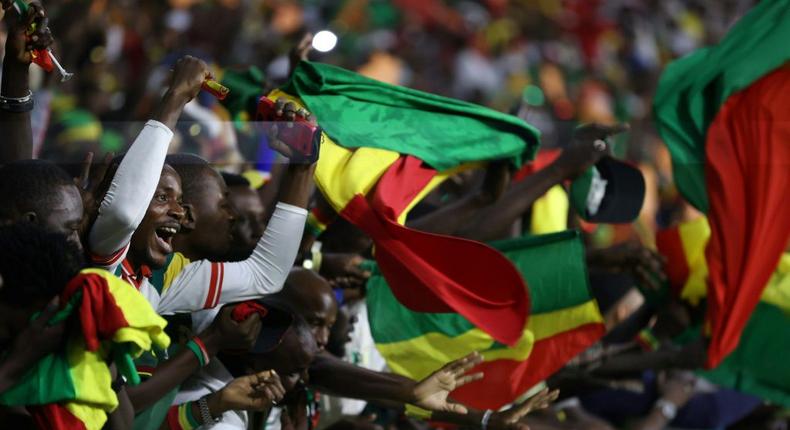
[185,336,210,367]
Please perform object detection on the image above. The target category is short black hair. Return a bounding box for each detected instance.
[166,153,217,200]
[0,160,76,219]
[0,223,84,306]
[220,172,251,188]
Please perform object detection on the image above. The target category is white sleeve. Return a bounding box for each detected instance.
[157,202,307,314]
[88,120,173,262]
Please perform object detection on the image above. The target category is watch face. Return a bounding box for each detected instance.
[657,401,677,420]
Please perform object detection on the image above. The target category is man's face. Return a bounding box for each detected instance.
[303,292,337,352]
[38,185,84,252]
[226,185,266,261]
[251,330,318,392]
[129,166,185,269]
[286,272,338,351]
[184,170,237,261]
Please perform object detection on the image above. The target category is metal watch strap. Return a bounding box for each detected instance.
[198,396,218,426]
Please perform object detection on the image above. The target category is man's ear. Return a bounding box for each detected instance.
[180,203,196,231]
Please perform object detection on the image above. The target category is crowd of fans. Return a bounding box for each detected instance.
[0,1,786,430]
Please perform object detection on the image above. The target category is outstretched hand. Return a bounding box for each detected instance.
[411,352,485,413]
[554,123,629,179]
[210,370,286,413]
[490,388,560,430]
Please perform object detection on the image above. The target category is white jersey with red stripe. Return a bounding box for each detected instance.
[88,120,173,267]
[104,202,307,315]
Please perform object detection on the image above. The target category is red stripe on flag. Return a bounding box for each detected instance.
[30,404,88,430]
[61,273,130,352]
[204,263,219,309]
[341,156,530,345]
[703,65,790,368]
[342,213,529,343]
[656,226,690,298]
[449,323,605,410]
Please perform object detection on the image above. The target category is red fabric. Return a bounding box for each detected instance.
[655,227,690,299]
[341,156,529,346]
[703,65,790,368]
[61,273,130,352]
[30,404,87,430]
[32,49,54,73]
[448,323,605,410]
[512,149,562,182]
[231,301,269,322]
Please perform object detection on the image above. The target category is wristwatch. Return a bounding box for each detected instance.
[654,398,678,420]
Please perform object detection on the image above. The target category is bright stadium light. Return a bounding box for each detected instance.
[312,30,338,53]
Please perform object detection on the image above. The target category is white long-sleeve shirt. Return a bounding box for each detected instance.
[101,202,307,314]
[88,120,173,264]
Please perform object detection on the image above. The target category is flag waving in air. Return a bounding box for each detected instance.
[367,231,604,410]
[653,0,790,368]
[269,61,542,345]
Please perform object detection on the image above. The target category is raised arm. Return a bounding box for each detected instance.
[88,56,210,262]
[0,1,52,163]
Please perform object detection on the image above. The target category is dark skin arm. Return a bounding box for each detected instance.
[126,307,261,411]
[432,388,559,430]
[453,124,628,242]
[407,161,511,235]
[308,353,414,403]
[601,301,657,345]
[0,1,52,163]
[308,351,483,413]
[0,298,65,394]
[153,56,212,131]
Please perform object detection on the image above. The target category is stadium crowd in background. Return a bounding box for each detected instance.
[0,0,789,430]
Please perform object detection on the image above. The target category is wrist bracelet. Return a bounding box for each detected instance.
[198,396,219,425]
[0,90,33,103]
[481,409,493,430]
[186,337,210,367]
[192,336,210,365]
[0,91,34,113]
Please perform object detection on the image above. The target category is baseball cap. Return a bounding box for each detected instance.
[569,156,645,223]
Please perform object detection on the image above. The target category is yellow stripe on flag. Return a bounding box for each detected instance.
[267,89,401,212]
[83,269,170,356]
[376,300,602,380]
[66,401,108,430]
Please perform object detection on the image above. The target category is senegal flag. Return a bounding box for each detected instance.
[0,269,170,430]
[271,61,541,345]
[367,231,605,410]
[657,217,790,406]
[653,0,790,368]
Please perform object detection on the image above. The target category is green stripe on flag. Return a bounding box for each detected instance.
[653,0,790,212]
[284,61,540,171]
[369,230,592,343]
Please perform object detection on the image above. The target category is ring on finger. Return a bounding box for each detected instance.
[593,139,607,152]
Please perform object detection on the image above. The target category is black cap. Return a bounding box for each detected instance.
[570,157,645,224]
